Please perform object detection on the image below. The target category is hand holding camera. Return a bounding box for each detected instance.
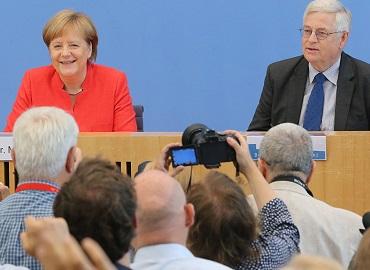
[224,130,255,176]
[225,129,276,209]
[167,125,275,210]
[170,123,239,169]
[153,143,185,177]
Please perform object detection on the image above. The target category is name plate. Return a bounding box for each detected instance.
[247,135,326,160]
[0,133,13,161]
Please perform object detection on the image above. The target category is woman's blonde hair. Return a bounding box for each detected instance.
[42,9,98,62]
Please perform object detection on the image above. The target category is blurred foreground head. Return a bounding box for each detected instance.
[54,157,136,263]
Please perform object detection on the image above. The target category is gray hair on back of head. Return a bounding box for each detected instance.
[13,106,79,180]
[259,123,313,176]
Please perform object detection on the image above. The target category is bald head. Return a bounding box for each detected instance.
[134,170,194,246]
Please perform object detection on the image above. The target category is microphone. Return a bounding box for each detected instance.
[360,212,370,234]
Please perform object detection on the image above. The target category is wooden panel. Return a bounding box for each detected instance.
[3,131,370,215]
[313,132,370,214]
[77,132,370,215]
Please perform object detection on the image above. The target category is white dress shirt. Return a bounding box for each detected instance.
[131,243,232,270]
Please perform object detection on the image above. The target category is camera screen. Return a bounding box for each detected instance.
[170,147,198,167]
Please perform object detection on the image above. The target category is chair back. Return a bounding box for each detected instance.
[134,105,144,132]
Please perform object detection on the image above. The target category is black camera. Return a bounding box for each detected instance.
[170,124,237,169]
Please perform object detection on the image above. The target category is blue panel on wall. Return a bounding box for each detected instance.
[0,0,368,131]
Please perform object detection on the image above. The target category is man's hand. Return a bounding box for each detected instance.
[152,143,185,177]
[225,130,276,209]
[0,182,10,201]
[224,130,253,175]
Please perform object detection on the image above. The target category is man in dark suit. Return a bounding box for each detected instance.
[249,0,370,131]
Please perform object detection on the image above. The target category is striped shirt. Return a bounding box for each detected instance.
[0,179,60,270]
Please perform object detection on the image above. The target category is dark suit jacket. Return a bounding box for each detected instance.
[248,52,370,131]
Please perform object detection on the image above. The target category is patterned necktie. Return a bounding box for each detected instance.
[303,73,327,131]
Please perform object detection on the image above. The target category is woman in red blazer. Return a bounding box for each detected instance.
[4,9,137,132]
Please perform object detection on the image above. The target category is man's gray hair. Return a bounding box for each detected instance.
[259,123,313,176]
[303,0,352,32]
[13,107,79,180]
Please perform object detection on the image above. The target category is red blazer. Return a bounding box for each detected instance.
[4,63,137,132]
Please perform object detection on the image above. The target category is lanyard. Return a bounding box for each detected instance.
[270,175,314,197]
[16,182,60,193]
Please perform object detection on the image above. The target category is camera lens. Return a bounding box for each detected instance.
[182,123,208,146]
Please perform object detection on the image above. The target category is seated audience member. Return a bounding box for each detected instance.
[21,216,115,270]
[0,107,80,269]
[282,255,343,270]
[131,170,232,269]
[250,122,362,267]
[53,158,135,270]
[186,131,299,269]
[348,229,370,270]
[4,9,137,132]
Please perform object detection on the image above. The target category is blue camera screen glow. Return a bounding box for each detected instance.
[172,148,197,166]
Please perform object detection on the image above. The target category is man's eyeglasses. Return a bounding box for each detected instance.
[299,28,345,40]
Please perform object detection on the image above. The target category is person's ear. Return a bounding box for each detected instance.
[88,42,92,59]
[258,158,268,177]
[65,147,77,174]
[184,203,195,227]
[339,32,349,49]
[305,160,316,184]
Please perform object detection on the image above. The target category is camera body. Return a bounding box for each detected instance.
[170,124,237,168]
